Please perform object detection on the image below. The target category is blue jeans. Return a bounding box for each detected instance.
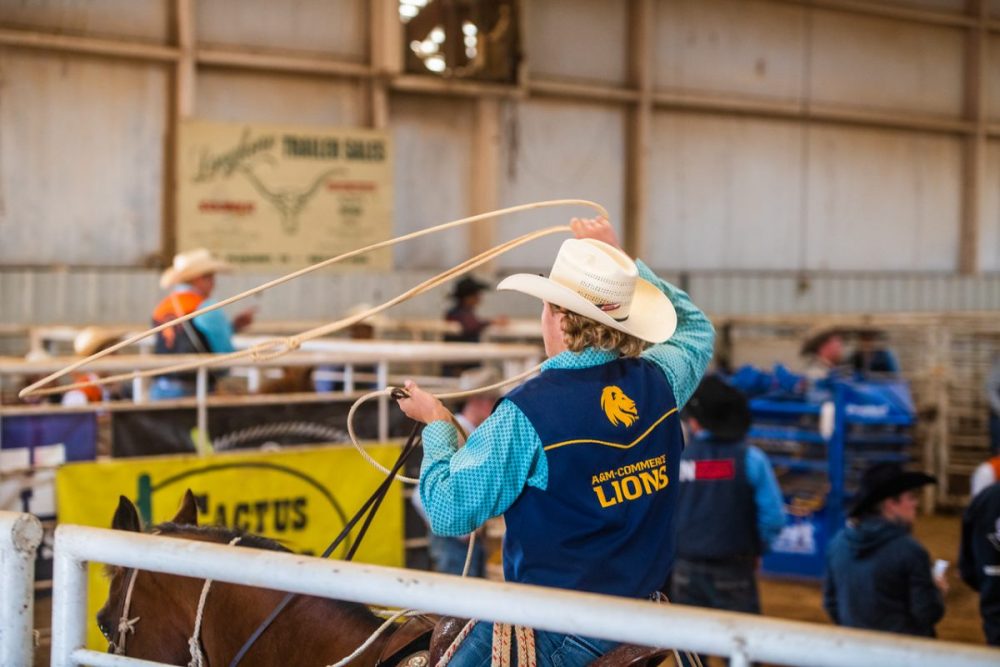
[448,622,619,667]
[428,534,484,578]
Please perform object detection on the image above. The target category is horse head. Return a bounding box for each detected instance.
[96,490,202,662]
[94,489,402,666]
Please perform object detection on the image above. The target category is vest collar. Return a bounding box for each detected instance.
[541,348,618,372]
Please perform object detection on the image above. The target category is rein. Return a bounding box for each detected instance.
[227,411,424,667]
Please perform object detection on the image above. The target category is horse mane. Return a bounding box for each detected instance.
[152,522,292,552]
[115,522,382,624]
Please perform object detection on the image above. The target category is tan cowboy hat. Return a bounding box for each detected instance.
[160,248,233,289]
[498,239,677,344]
[344,303,390,328]
[73,326,121,358]
[800,325,847,356]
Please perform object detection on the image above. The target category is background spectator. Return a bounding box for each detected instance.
[672,376,785,617]
[959,481,1000,646]
[824,462,944,637]
[150,248,256,400]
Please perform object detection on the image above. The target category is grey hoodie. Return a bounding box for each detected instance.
[823,517,944,637]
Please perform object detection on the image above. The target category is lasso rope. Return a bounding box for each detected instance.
[18,199,606,400]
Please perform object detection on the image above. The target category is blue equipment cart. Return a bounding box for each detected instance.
[747,378,916,579]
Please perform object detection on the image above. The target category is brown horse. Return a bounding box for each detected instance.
[97,491,434,667]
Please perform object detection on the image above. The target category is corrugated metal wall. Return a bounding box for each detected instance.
[4,267,1000,325]
[2,0,1000,322]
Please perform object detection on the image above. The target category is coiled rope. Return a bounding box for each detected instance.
[18,199,606,400]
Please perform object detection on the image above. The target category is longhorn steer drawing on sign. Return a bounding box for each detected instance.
[239,165,346,234]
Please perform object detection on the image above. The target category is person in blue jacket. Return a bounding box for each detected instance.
[823,462,945,637]
[396,216,714,667]
[671,375,785,615]
[959,481,1000,646]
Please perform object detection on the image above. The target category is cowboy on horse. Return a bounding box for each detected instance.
[397,216,715,667]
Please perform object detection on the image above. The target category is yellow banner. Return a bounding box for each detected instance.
[177,119,393,271]
[55,443,403,649]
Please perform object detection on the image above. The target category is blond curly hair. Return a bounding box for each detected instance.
[550,304,647,358]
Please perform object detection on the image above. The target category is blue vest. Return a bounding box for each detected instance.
[502,357,682,598]
[674,436,758,561]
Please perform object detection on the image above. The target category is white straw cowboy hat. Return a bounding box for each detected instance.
[498,238,677,343]
[345,303,390,329]
[73,326,121,358]
[159,248,233,289]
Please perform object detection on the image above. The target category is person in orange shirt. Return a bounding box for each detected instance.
[150,248,255,400]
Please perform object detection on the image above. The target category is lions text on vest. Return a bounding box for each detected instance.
[591,454,669,508]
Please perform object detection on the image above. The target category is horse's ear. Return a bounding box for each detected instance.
[111,496,142,532]
[171,489,199,526]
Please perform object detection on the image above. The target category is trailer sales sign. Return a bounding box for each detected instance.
[177,120,393,271]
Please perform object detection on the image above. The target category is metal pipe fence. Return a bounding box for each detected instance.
[52,524,999,667]
[0,511,43,666]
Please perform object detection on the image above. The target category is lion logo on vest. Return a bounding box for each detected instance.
[601,385,638,427]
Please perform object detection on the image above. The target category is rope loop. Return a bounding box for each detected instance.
[19,198,605,400]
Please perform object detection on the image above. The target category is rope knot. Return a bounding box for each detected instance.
[114,616,139,654]
[249,338,296,362]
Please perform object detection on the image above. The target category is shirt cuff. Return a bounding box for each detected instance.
[422,420,459,460]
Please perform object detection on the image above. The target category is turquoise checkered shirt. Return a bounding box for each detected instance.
[419,260,715,536]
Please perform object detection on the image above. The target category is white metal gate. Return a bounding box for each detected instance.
[0,511,43,666]
[51,524,999,667]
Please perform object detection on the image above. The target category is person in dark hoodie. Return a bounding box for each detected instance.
[823,462,945,637]
[959,481,1000,645]
[671,376,785,614]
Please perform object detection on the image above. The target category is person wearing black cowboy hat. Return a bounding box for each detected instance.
[442,275,508,376]
[823,462,945,637]
[671,376,785,618]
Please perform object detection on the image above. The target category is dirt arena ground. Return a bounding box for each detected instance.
[29,513,990,666]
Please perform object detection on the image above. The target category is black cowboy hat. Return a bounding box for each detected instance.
[849,461,936,518]
[450,276,489,299]
[684,376,751,442]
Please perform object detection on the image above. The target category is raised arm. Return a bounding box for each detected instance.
[637,262,715,408]
[567,217,715,409]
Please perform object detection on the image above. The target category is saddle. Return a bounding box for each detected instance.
[377,614,438,667]
[425,617,674,667]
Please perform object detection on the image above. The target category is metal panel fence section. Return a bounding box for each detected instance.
[6,269,1000,327]
[0,511,43,667]
[718,311,1000,508]
[686,271,1000,315]
[51,524,1000,667]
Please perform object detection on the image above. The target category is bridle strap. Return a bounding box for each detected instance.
[111,567,141,655]
[188,536,243,667]
[112,528,164,655]
[227,420,424,667]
